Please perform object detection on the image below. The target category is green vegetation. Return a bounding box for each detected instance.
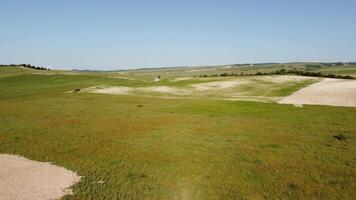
[309,67,356,77]
[197,67,356,79]
[133,63,356,79]
[0,66,355,199]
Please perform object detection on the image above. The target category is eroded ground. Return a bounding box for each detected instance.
[0,154,80,200]
[280,78,356,107]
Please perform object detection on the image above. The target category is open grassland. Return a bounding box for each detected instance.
[0,66,319,103]
[81,76,318,103]
[0,66,355,199]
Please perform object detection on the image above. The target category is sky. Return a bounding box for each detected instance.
[1,0,356,70]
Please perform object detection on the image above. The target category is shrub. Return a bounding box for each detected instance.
[334,134,348,141]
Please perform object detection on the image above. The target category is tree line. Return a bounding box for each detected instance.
[195,68,355,79]
[0,64,50,70]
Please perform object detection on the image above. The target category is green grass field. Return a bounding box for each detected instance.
[0,66,355,199]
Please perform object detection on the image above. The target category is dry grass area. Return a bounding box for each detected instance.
[190,80,249,90]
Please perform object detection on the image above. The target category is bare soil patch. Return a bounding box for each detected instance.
[138,86,188,95]
[171,77,193,82]
[86,86,187,95]
[107,76,138,80]
[280,78,356,107]
[90,86,133,95]
[191,80,249,91]
[0,154,80,200]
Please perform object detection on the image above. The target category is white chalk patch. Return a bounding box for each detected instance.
[91,86,133,95]
[293,104,303,108]
[107,76,138,80]
[171,77,193,82]
[280,78,356,107]
[190,80,249,91]
[0,154,81,200]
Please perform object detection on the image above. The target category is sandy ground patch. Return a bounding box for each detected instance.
[0,154,80,200]
[171,77,193,82]
[107,76,138,80]
[85,86,188,96]
[190,80,249,91]
[280,78,356,107]
[91,86,133,95]
[138,86,187,95]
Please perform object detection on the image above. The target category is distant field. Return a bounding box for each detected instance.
[309,66,356,76]
[0,65,355,199]
[117,63,356,79]
[0,66,34,77]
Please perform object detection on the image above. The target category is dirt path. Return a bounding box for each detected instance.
[279,78,356,107]
[0,154,80,200]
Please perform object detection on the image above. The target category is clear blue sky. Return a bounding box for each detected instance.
[1,0,356,70]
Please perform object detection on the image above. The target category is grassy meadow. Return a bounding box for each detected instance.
[0,65,355,199]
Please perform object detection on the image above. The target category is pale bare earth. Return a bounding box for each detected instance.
[171,77,193,82]
[85,81,250,96]
[280,78,356,107]
[190,80,249,90]
[85,86,188,95]
[0,154,80,200]
[91,86,133,95]
[107,76,138,80]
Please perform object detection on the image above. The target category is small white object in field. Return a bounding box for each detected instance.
[293,104,303,108]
